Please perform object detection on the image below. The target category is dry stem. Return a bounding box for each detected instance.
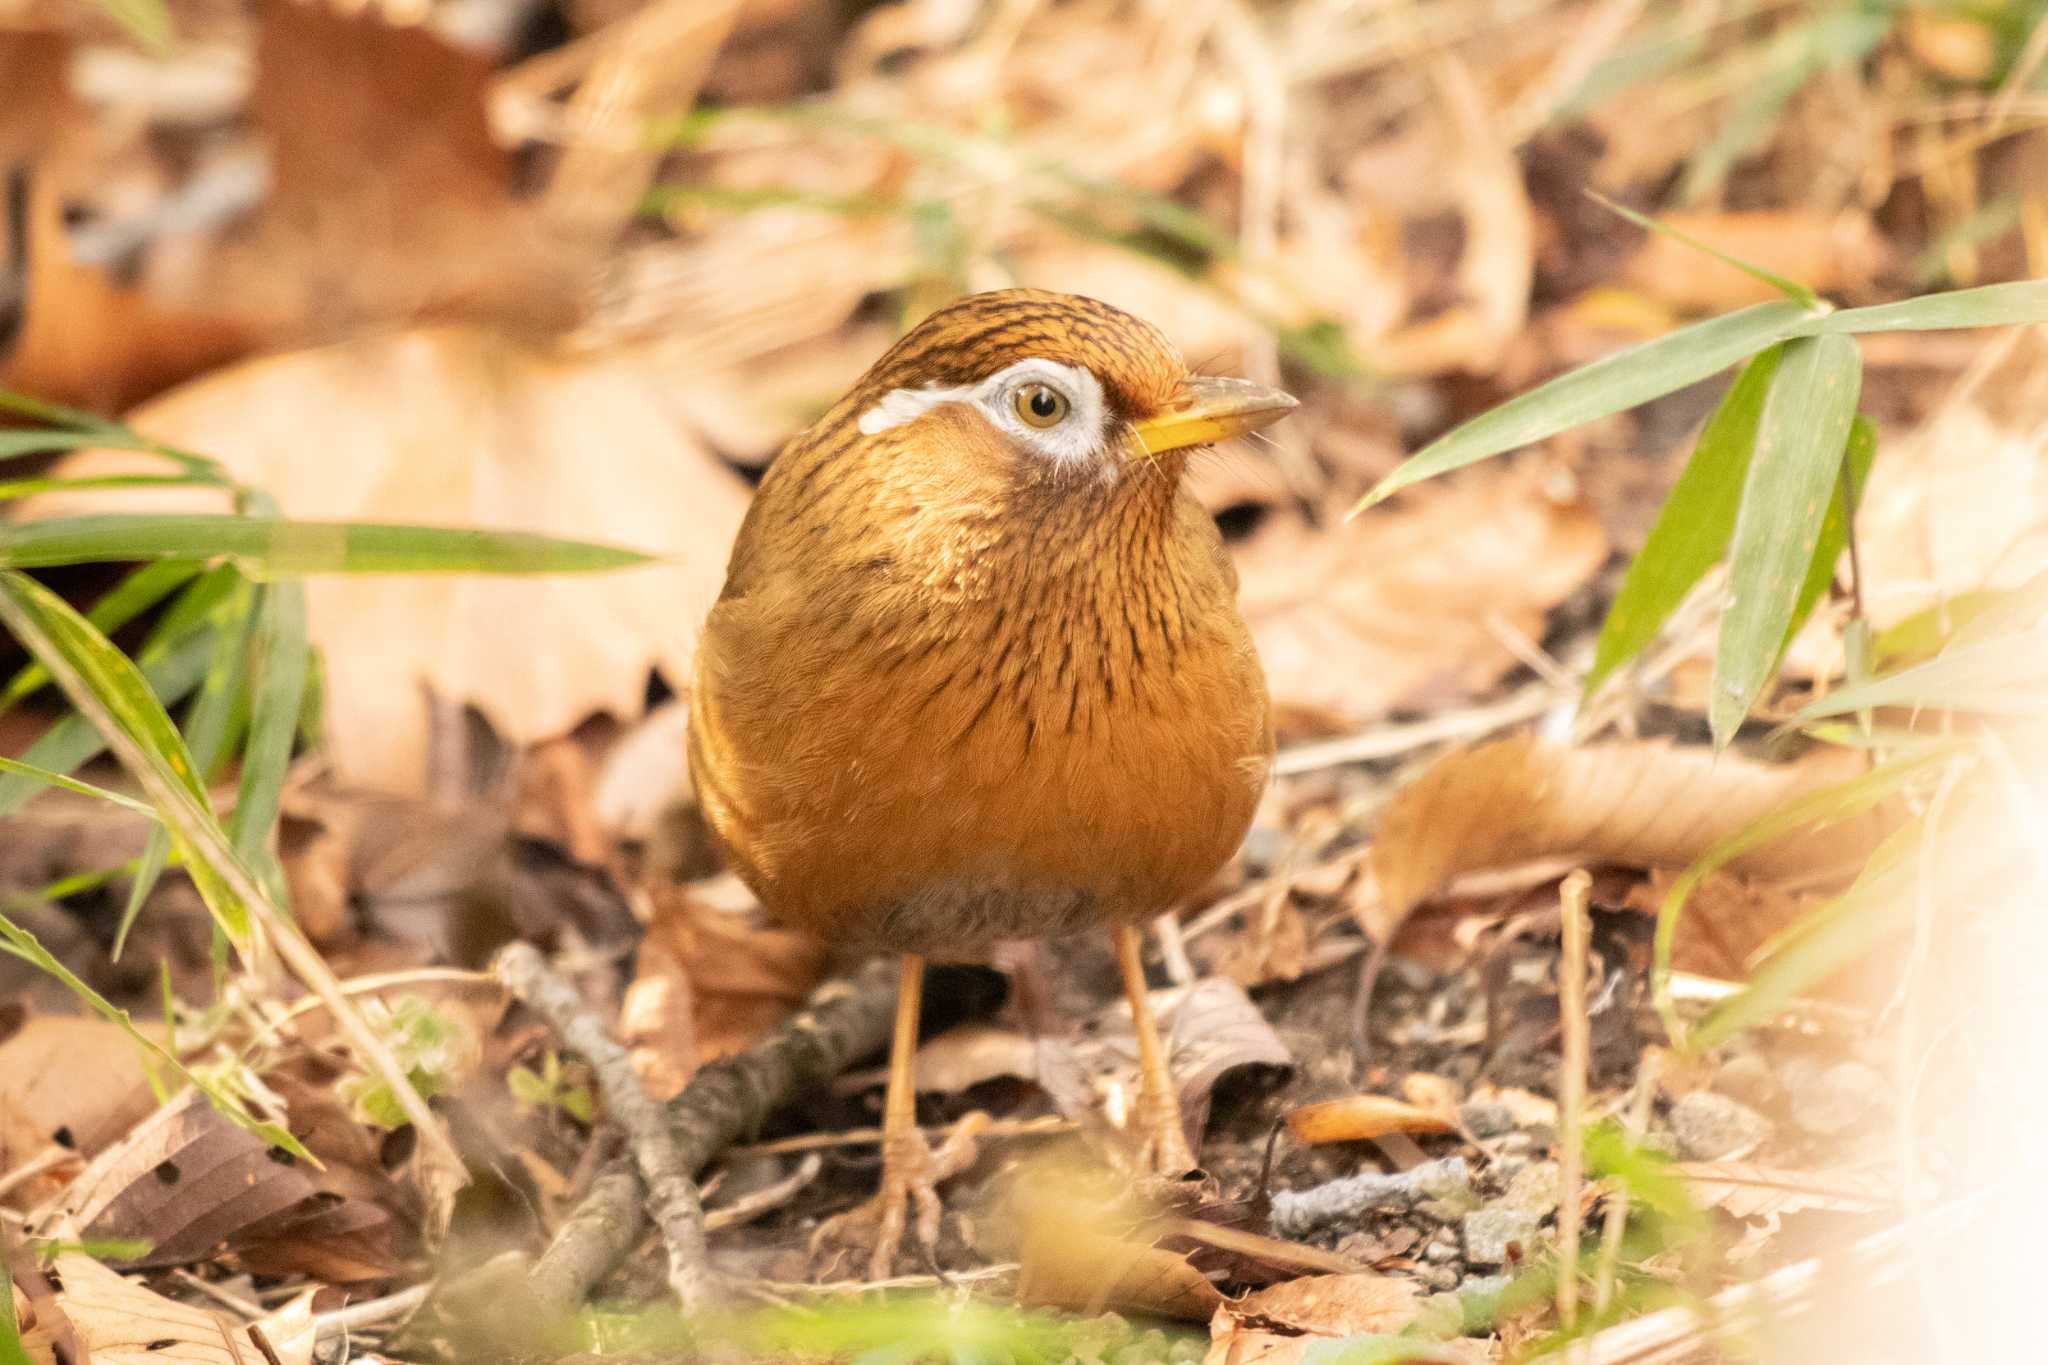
[1556,869,1592,1330]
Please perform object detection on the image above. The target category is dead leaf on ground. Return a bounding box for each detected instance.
[1617,210,1889,313]
[28,327,752,792]
[1365,736,1891,943]
[1286,1095,1456,1145]
[1623,868,1829,980]
[621,927,698,1101]
[1014,1171,1226,1323]
[1238,466,1605,732]
[1676,1161,1892,1220]
[1205,1272,1423,1365]
[0,1015,155,1156]
[639,879,829,1062]
[16,1253,287,1365]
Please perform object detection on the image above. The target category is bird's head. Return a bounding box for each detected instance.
[835,289,1297,484]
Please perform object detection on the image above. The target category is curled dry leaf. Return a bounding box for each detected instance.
[1286,1095,1456,1145]
[1206,1272,1422,1365]
[17,1255,287,1365]
[1094,977,1292,1155]
[0,1016,155,1157]
[1675,1161,1892,1220]
[1365,736,1887,943]
[29,327,752,792]
[1238,466,1605,731]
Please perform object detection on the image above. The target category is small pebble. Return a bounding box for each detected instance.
[1790,1060,1883,1136]
[1424,1234,1460,1262]
[1670,1090,1774,1161]
[1415,1263,1461,1292]
[1713,1053,1782,1111]
[1498,1161,1562,1217]
[1462,1208,1542,1267]
[1459,1099,1517,1138]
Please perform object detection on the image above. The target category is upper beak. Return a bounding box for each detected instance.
[1128,376,1299,456]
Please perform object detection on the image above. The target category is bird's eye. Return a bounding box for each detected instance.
[1012,383,1070,429]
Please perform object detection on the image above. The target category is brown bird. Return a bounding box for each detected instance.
[688,288,1294,1276]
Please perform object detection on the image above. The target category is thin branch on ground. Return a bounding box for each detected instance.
[1556,869,1592,1330]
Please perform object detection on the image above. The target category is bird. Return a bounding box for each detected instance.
[687,287,1295,1278]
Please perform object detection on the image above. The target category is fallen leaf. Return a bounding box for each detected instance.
[1365,736,1889,942]
[29,326,753,792]
[1464,1083,1557,1129]
[1015,1185,1227,1323]
[1239,466,1605,731]
[1675,1161,1891,1219]
[1287,1095,1456,1145]
[1618,210,1889,313]
[1206,1272,1422,1365]
[641,880,829,1061]
[621,928,698,1101]
[18,1254,272,1365]
[1624,868,1829,980]
[0,1015,155,1155]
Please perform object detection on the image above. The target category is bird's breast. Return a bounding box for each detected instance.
[690,489,1272,953]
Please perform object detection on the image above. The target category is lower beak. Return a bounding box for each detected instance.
[1128,376,1299,456]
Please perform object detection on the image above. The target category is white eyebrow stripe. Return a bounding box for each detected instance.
[858,383,976,436]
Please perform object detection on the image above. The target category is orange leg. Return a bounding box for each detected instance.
[811,953,988,1279]
[1113,925,1198,1175]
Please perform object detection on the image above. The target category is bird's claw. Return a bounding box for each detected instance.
[810,1112,991,1281]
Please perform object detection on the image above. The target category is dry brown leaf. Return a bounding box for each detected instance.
[29,327,752,791]
[1018,1219,1225,1322]
[1675,1161,1891,1220]
[1465,1083,1558,1129]
[1618,210,1889,313]
[1365,736,1887,942]
[641,880,829,1060]
[17,1254,275,1365]
[1238,466,1605,731]
[0,1016,155,1156]
[1624,868,1828,980]
[1286,1095,1456,1145]
[621,928,698,1102]
[1206,1272,1422,1365]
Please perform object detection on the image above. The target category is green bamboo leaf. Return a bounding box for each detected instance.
[0,474,219,501]
[0,629,213,815]
[0,515,655,574]
[112,829,173,962]
[229,581,310,897]
[1778,413,1878,661]
[1353,300,1819,513]
[0,571,252,946]
[1794,634,2048,721]
[1652,744,1953,1049]
[0,559,203,716]
[0,755,161,818]
[1806,280,2048,334]
[0,910,308,1160]
[1710,333,1863,745]
[181,576,256,783]
[1586,346,1785,694]
[1589,192,1819,307]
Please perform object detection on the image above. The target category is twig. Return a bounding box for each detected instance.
[0,1145,72,1201]
[1268,1156,1471,1238]
[731,1114,1076,1156]
[1273,685,1558,776]
[495,942,717,1310]
[527,1159,648,1313]
[521,954,906,1309]
[1556,870,1591,1331]
[704,1152,823,1232]
[310,1284,432,1345]
[1593,1050,1660,1313]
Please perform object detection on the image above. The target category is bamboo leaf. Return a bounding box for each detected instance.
[0,515,655,574]
[0,559,203,716]
[1586,346,1784,694]
[1778,413,1878,661]
[111,829,173,962]
[1808,280,2048,334]
[1353,300,1819,512]
[1794,635,2048,721]
[0,755,161,818]
[1710,333,1862,745]
[229,581,310,897]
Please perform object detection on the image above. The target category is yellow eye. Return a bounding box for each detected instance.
[1012,383,1070,429]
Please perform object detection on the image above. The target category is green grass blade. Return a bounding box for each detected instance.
[180,576,256,784]
[0,571,252,946]
[1794,634,2048,720]
[1807,280,2048,333]
[1586,346,1784,694]
[0,559,203,716]
[1710,333,1863,745]
[0,474,219,501]
[111,829,174,962]
[1778,413,1878,662]
[0,515,655,574]
[0,909,308,1159]
[0,754,161,818]
[1353,300,1819,512]
[229,582,310,897]
[0,629,213,815]
[1589,193,1819,307]
[0,389,128,432]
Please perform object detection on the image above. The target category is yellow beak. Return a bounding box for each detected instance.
[1128,376,1299,456]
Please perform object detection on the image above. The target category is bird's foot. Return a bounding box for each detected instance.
[810,1112,991,1281]
[1130,1081,1199,1178]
